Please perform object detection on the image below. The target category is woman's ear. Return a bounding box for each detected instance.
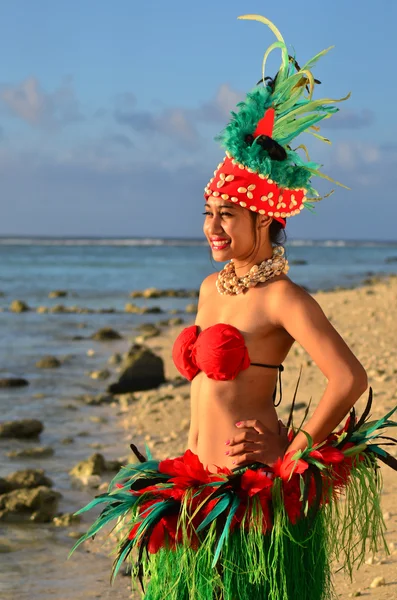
[258,215,273,230]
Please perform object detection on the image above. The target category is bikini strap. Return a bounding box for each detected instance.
[250,363,284,407]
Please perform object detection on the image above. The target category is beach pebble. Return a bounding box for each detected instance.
[10,299,30,312]
[89,369,111,380]
[36,306,49,313]
[142,287,162,299]
[107,345,165,394]
[185,303,198,314]
[0,419,43,439]
[370,576,386,588]
[80,393,114,406]
[53,512,81,527]
[348,592,361,597]
[0,486,61,522]
[108,353,123,365]
[383,511,391,521]
[60,437,74,445]
[136,323,161,338]
[89,416,108,424]
[92,327,123,341]
[6,446,54,459]
[49,304,68,313]
[36,356,62,369]
[48,290,68,298]
[0,377,29,388]
[87,349,96,357]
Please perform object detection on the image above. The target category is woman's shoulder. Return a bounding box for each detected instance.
[199,272,218,294]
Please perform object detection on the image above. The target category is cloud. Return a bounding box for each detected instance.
[321,108,374,130]
[103,133,134,148]
[0,76,83,128]
[197,84,243,122]
[112,83,241,149]
[331,141,381,173]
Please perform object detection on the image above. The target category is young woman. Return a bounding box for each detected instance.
[192,199,367,473]
[72,14,397,600]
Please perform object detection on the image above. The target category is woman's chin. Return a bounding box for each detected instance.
[211,247,233,261]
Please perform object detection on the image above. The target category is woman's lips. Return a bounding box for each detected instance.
[210,239,231,251]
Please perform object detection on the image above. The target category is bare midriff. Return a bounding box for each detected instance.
[191,367,283,473]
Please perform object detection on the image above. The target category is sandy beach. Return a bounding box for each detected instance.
[118,274,397,599]
[2,274,397,600]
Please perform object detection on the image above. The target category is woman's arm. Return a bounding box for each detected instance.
[269,280,368,454]
[186,273,217,454]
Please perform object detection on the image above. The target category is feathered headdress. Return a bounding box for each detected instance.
[204,14,350,227]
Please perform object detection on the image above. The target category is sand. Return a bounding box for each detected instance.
[80,275,397,599]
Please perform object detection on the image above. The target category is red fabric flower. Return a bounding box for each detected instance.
[159,450,227,488]
[276,451,309,481]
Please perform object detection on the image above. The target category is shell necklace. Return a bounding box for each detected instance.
[216,245,289,296]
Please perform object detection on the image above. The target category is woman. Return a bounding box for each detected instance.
[71,14,397,600]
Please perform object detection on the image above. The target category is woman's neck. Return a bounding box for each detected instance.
[232,241,274,277]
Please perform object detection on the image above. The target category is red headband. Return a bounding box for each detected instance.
[204,155,307,228]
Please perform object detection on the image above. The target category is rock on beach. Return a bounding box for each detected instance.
[107,344,166,394]
[0,419,43,439]
[0,377,29,388]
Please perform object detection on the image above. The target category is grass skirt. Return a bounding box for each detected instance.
[70,388,397,600]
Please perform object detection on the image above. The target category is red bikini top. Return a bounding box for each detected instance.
[172,323,284,406]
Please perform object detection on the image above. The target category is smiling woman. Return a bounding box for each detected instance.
[70,13,397,600]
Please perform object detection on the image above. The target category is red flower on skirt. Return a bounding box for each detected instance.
[159,450,230,487]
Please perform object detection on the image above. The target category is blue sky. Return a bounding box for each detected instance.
[0,0,395,240]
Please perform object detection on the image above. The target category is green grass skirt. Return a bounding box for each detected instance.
[71,388,397,600]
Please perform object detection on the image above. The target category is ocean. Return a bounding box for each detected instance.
[0,236,396,599]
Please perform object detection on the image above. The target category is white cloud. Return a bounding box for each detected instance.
[0,76,83,128]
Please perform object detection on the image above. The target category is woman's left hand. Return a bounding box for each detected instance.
[225,419,289,467]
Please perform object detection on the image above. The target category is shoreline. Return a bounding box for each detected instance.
[1,274,397,599]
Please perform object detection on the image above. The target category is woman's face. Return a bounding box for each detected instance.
[203,196,259,262]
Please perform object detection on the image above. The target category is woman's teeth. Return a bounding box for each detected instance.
[211,240,231,250]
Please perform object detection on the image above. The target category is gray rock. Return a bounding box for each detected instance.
[49,304,68,313]
[48,290,68,298]
[4,469,53,491]
[290,259,308,265]
[91,327,123,341]
[53,512,81,527]
[10,300,30,312]
[69,453,106,479]
[6,446,54,459]
[142,287,162,299]
[0,419,43,439]
[36,356,61,369]
[0,486,61,522]
[107,345,165,394]
[69,453,124,481]
[385,256,397,263]
[136,323,161,338]
[80,393,114,405]
[0,377,29,388]
[0,478,11,495]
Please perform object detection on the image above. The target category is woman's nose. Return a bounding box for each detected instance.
[208,214,224,234]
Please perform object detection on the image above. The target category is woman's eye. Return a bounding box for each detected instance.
[202,212,212,216]
[220,212,232,217]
